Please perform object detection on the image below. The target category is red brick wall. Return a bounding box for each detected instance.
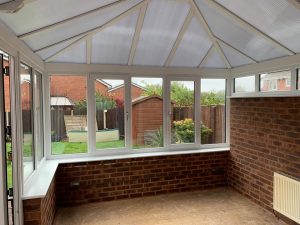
[23,177,56,225]
[229,98,300,220]
[132,97,163,145]
[56,152,228,206]
[50,76,109,102]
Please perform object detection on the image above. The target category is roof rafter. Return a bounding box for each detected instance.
[164,9,194,67]
[190,0,231,69]
[128,1,148,66]
[18,0,125,39]
[215,36,257,63]
[198,45,213,68]
[45,35,88,62]
[207,0,295,56]
[35,0,147,53]
[86,34,92,64]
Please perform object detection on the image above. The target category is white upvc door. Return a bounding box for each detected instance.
[0,54,8,225]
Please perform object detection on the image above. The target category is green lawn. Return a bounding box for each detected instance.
[52,140,125,155]
[7,163,12,188]
[5,140,125,189]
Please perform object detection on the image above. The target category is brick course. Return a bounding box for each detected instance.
[56,152,228,206]
[229,97,300,224]
[23,177,56,225]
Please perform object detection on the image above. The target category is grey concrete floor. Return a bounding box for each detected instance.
[54,188,284,225]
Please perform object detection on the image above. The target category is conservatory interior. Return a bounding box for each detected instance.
[0,0,300,225]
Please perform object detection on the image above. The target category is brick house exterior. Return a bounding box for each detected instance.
[108,83,146,101]
[50,76,112,102]
[260,71,291,92]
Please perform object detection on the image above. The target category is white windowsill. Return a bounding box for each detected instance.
[22,147,230,200]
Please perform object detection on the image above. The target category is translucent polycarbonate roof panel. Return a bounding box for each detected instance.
[133,0,190,66]
[201,48,226,68]
[0,0,119,35]
[219,42,253,67]
[91,11,138,65]
[36,35,85,60]
[170,17,212,68]
[21,0,142,51]
[50,40,86,63]
[195,0,288,62]
[215,0,300,53]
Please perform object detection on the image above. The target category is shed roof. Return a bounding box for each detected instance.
[0,0,299,69]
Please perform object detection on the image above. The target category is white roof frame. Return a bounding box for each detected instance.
[18,0,125,39]
[205,0,295,56]
[128,2,148,66]
[190,0,231,68]
[164,9,194,66]
[34,0,147,53]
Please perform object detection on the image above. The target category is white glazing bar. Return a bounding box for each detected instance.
[125,75,132,150]
[163,77,170,149]
[255,73,260,93]
[43,74,51,159]
[226,78,231,145]
[87,74,96,153]
[0,54,8,225]
[195,79,201,146]
[291,67,297,91]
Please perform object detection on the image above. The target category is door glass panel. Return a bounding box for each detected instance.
[50,75,88,155]
[171,81,195,144]
[201,79,226,144]
[21,63,34,180]
[34,72,44,162]
[132,77,163,149]
[95,79,125,150]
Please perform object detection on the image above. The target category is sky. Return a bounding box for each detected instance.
[103,78,226,92]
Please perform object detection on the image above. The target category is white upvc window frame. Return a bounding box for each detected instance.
[166,76,201,150]
[231,67,300,98]
[45,73,230,160]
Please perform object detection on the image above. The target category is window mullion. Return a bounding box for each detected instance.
[195,79,201,146]
[125,76,132,150]
[87,74,96,153]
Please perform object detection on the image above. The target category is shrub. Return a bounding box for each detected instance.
[173,118,212,144]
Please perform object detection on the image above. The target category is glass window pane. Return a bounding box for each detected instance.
[34,71,44,162]
[260,70,291,92]
[21,63,34,180]
[132,77,163,149]
[234,75,255,93]
[201,79,226,144]
[171,81,195,144]
[95,79,125,150]
[50,76,88,155]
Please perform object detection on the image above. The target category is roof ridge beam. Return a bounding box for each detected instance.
[35,0,147,53]
[207,0,295,56]
[128,1,148,66]
[164,9,194,67]
[18,0,125,39]
[215,36,257,63]
[190,0,231,68]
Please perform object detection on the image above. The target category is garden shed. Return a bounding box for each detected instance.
[0,0,299,225]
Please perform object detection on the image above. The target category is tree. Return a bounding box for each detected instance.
[74,92,116,113]
[143,82,225,106]
[200,91,225,106]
